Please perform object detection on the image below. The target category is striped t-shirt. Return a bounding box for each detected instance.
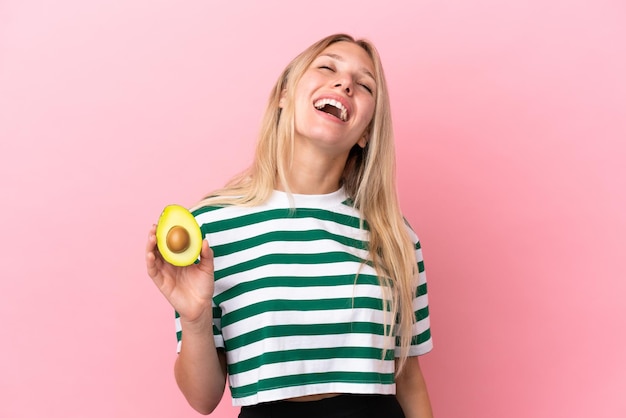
[175,187,432,406]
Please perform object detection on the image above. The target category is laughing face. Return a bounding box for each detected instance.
[289,41,377,159]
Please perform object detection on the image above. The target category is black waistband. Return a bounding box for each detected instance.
[239,394,405,418]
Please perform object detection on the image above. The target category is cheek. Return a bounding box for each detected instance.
[294,97,311,122]
[361,102,375,128]
[293,78,317,111]
[295,73,319,95]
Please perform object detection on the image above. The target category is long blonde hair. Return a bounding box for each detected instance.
[194,34,418,374]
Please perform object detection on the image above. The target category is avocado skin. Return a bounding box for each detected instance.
[156,204,202,266]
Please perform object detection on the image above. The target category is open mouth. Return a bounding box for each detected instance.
[314,98,349,122]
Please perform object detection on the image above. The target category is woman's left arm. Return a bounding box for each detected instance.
[395,356,434,418]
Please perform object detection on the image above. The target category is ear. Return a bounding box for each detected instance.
[357,129,369,148]
[279,89,287,108]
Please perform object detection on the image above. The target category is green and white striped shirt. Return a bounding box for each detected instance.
[176,187,432,406]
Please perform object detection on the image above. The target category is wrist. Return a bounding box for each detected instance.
[179,309,214,334]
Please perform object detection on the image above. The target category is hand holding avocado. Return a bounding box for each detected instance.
[146,205,215,324]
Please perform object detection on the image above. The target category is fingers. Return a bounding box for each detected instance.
[145,224,161,280]
[146,224,157,253]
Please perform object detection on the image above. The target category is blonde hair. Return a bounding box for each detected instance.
[193,34,418,374]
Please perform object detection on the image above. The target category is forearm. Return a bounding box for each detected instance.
[174,313,227,415]
[395,357,434,418]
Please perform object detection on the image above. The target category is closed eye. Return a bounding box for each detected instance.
[359,83,373,94]
[319,65,335,71]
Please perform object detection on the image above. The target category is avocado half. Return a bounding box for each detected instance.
[155,204,202,266]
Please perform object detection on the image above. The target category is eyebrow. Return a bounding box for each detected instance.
[318,53,376,81]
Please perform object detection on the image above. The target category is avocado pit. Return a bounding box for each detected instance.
[166,225,190,253]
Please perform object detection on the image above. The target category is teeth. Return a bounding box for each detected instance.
[314,98,348,121]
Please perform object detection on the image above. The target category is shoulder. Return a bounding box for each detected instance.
[191,202,269,230]
[401,216,422,247]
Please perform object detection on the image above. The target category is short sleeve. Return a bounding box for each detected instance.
[394,227,433,357]
[175,302,225,353]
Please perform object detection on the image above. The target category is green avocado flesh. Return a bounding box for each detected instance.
[155,204,202,266]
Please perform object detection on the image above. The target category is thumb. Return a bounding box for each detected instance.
[197,239,215,273]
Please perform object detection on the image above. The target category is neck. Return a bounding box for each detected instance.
[277,146,349,195]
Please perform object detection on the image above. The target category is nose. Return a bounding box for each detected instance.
[334,78,353,95]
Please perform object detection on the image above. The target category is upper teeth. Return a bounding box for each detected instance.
[314,98,348,121]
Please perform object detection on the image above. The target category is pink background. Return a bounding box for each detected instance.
[1,1,625,417]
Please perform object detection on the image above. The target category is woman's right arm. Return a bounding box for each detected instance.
[174,312,228,414]
[146,225,227,414]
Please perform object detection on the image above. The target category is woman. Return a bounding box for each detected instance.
[146,33,434,418]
